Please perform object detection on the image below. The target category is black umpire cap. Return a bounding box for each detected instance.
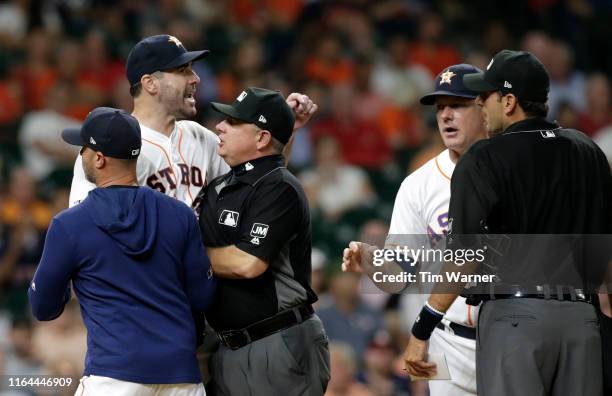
[62,107,142,159]
[210,87,295,144]
[420,64,483,105]
[126,34,210,86]
[463,50,550,102]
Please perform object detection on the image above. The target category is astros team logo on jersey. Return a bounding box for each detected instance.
[146,165,204,193]
[219,210,239,227]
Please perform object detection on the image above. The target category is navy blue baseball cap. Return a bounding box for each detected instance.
[62,107,142,159]
[126,34,210,86]
[419,64,483,105]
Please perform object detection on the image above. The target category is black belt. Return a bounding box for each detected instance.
[436,322,476,340]
[486,294,592,303]
[481,285,592,303]
[218,304,314,350]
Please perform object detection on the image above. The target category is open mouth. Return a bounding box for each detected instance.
[443,127,458,134]
[184,91,196,104]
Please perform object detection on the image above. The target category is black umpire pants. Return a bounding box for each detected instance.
[477,298,602,396]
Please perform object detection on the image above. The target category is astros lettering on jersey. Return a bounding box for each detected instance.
[69,120,229,208]
[388,148,478,328]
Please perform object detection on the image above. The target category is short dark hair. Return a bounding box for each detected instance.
[115,157,139,169]
[130,71,164,98]
[270,137,285,154]
[129,83,142,98]
[518,98,548,118]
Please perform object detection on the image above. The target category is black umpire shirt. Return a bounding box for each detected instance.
[448,117,611,289]
[198,154,317,331]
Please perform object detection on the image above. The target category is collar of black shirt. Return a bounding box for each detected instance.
[228,154,286,186]
[502,117,560,135]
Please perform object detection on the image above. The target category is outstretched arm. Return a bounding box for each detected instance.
[342,241,410,294]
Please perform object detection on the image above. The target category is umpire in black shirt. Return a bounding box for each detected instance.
[403,50,611,396]
[198,87,330,395]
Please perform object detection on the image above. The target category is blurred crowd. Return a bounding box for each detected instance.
[0,0,611,395]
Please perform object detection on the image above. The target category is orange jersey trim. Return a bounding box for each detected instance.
[435,154,452,181]
[176,127,195,204]
[467,305,473,326]
[142,137,178,189]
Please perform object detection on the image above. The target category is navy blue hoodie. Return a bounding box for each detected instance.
[29,186,215,384]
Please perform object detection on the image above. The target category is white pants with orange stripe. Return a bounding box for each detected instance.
[428,326,477,396]
[74,375,206,396]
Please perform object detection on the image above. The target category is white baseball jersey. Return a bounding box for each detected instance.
[391,149,478,395]
[388,149,478,327]
[69,120,230,208]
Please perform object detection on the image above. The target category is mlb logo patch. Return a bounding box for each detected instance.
[219,210,239,227]
[250,223,269,238]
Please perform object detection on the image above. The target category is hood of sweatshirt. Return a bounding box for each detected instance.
[85,187,157,258]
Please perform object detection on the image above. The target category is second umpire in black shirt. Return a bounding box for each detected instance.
[403,50,611,395]
[198,87,330,395]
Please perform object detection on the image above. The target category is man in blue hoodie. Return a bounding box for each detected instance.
[28,107,216,396]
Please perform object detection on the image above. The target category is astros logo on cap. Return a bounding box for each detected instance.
[168,35,183,48]
[439,70,456,85]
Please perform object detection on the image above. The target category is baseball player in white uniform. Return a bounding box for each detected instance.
[65,35,316,396]
[69,34,316,208]
[343,64,487,396]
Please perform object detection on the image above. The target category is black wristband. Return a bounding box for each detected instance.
[411,304,444,341]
